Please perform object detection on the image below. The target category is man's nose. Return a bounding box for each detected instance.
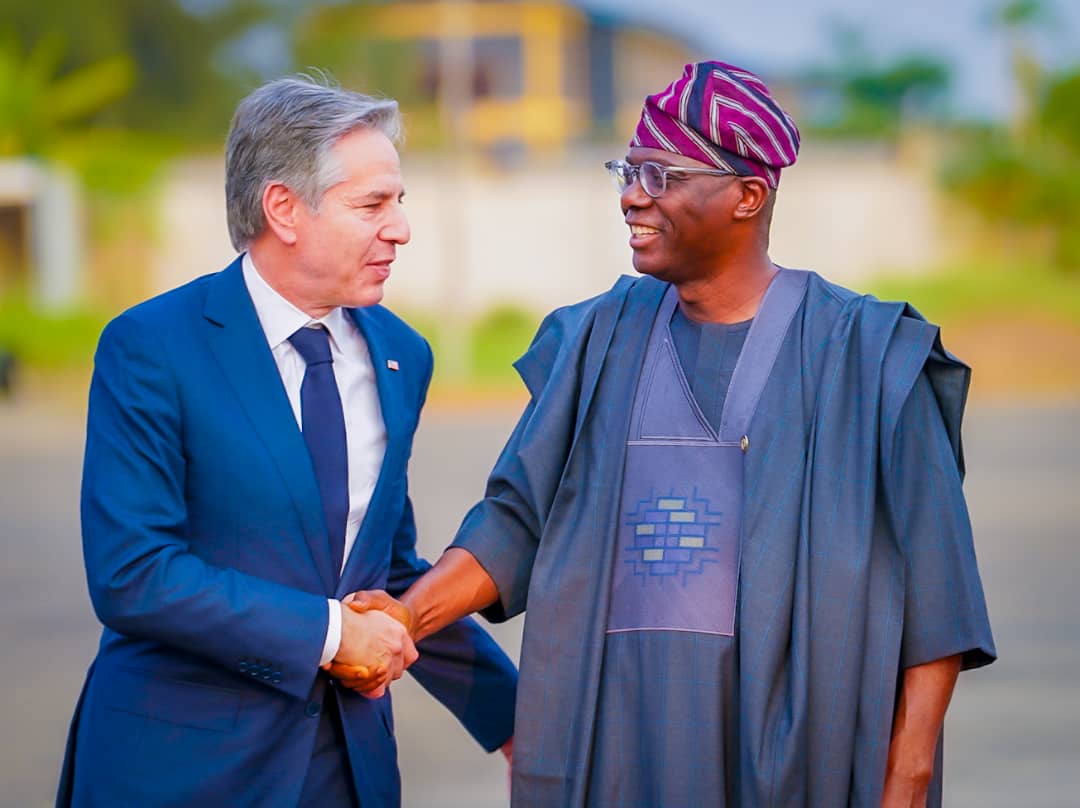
[620,177,652,215]
[383,205,410,245]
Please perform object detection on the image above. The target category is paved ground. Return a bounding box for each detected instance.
[1,398,1077,807]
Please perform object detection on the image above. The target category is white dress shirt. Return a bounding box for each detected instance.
[242,253,387,666]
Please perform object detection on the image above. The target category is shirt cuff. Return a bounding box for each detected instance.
[320,599,342,667]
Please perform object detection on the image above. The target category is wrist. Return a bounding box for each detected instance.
[885,742,935,785]
[398,589,427,641]
[319,599,343,667]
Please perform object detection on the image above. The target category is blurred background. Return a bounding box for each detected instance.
[0,0,1077,805]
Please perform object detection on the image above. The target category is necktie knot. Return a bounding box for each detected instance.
[289,325,333,366]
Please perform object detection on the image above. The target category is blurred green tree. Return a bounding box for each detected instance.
[801,23,950,139]
[944,68,1080,272]
[0,32,134,156]
[840,56,949,138]
[0,31,180,196]
[0,0,290,194]
[943,1,1080,272]
[0,0,277,142]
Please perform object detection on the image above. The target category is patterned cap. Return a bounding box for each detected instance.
[631,61,800,188]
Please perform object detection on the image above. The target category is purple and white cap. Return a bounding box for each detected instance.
[632,61,800,188]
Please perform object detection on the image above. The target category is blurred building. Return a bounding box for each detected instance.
[295,0,698,156]
[154,2,957,319]
[156,141,950,317]
[0,159,82,310]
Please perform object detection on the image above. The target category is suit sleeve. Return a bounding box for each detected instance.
[81,313,328,701]
[888,370,996,671]
[385,337,518,752]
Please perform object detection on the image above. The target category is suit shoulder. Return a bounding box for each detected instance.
[99,272,219,346]
[110,272,218,327]
[363,305,432,359]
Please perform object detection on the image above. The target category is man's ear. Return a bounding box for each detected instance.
[732,177,770,221]
[262,182,301,246]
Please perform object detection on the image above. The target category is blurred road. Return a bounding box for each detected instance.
[1,399,1077,807]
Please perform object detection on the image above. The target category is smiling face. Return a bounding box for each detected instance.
[288,127,410,313]
[621,146,747,284]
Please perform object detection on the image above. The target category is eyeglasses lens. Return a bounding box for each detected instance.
[606,160,667,197]
[608,161,631,192]
[639,162,665,197]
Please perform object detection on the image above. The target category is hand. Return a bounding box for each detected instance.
[343,589,416,636]
[324,590,417,695]
[324,605,418,698]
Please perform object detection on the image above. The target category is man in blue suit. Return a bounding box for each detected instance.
[58,76,517,807]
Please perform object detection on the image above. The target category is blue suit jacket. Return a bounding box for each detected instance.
[58,258,517,807]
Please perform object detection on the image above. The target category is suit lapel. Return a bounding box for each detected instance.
[337,306,405,594]
[202,259,336,593]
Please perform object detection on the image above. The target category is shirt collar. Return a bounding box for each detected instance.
[241,252,353,353]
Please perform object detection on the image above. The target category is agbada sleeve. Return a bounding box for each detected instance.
[379,338,518,752]
[889,370,996,671]
[451,308,580,622]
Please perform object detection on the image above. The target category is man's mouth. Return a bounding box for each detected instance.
[628,223,661,248]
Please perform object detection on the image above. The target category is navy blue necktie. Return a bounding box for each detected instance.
[289,325,348,580]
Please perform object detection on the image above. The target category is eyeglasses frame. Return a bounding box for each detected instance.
[604,158,740,199]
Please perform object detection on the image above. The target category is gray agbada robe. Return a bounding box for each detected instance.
[453,271,995,807]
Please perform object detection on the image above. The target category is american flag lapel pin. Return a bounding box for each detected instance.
[386,359,400,371]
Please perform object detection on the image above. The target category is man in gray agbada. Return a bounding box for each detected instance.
[335,60,995,808]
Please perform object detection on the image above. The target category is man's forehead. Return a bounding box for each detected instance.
[331,127,402,168]
[338,174,405,198]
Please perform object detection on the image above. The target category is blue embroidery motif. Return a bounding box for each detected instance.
[624,488,724,584]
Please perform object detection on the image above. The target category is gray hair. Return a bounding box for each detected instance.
[225,74,402,250]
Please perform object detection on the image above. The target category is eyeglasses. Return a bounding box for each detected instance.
[604,159,738,199]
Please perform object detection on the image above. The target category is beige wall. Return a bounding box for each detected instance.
[154,142,949,315]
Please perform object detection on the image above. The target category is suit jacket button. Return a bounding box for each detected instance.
[239,661,248,672]
[305,702,321,718]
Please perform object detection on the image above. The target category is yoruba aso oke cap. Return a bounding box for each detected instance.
[632,61,801,188]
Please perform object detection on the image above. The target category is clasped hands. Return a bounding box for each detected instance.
[321,590,417,698]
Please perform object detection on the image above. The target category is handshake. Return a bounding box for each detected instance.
[322,590,418,699]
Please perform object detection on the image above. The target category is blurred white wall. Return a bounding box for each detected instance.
[770,142,946,282]
[154,142,947,314]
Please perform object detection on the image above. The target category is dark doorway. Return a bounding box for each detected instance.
[0,204,30,290]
